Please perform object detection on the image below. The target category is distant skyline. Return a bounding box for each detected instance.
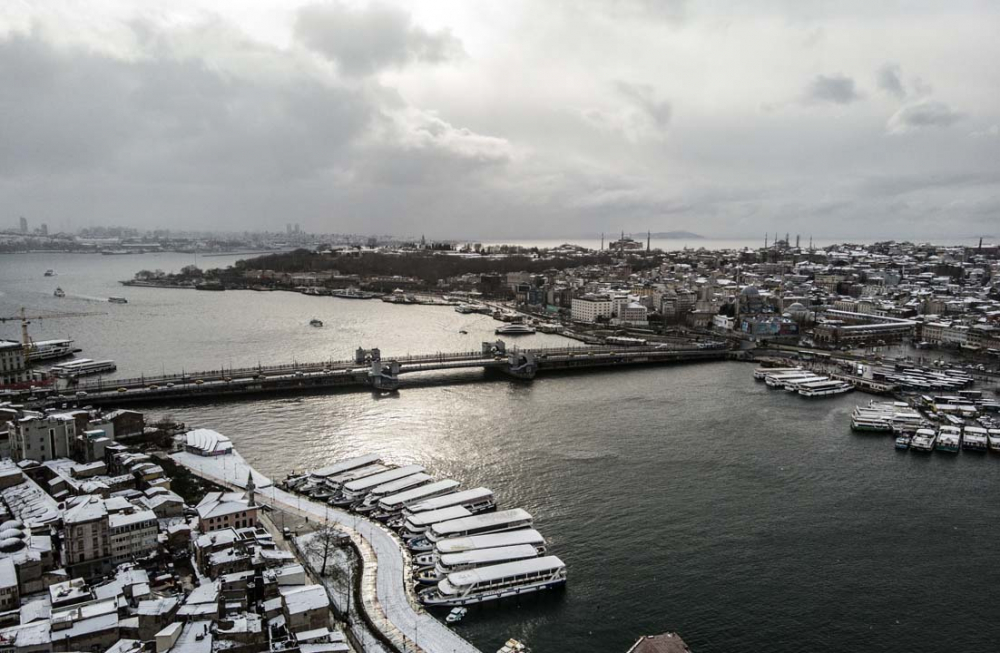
[1,1,998,239]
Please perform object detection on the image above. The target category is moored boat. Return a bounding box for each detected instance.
[418,555,566,607]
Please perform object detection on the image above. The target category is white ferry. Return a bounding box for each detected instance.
[753,366,800,380]
[415,544,540,585]
[962,426,988,452]
[495,324,536,335]
[374,480,461,522]
[764,371,815,388]
[797,379,853,397]
[334,464,426,506]
[310,454,383,480]
[51,358,116,378]
[781,375,828,391]
[413,529,547,569]
[402,487,495,518]
[910,428,937,452]
[355,473,432,513]
[423,508,533,547]
[987,429,1000,453]
[323,463,391,489]
[418,556,566,607]
[26,339,74,362]
[401,506,473,542]
[935,426,962,453]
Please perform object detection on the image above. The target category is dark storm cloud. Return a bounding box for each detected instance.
[875,63,906,99]
[804,74,862,105]
[0,23,374,181]
[294,2,463,77]
[887,100,965,133]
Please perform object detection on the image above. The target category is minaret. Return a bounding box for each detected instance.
[765,233,768,248]
[647,230,651,252]
[246,471,256,507]
[796,234,800,249]
[601,233,604,250]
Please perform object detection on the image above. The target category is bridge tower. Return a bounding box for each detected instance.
[368,359,399,392]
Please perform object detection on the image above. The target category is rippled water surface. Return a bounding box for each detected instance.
[4,253,1000,653]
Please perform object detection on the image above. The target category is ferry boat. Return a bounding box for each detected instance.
[402,487,496,518]
[895,435,911,450]
[309,319,323,327]
[402,506,473,542]
[764,371,815,388]
[797,380,854,397]
[423,508,533,546]
[372,479,461,522]
[414,529,547,569]
[322,463,392,490]
[416,544,540,585]
[354,473,432,513]
[962,426,988,452]
[935,426,962,453]
[753,366,800,380]
[108,296,128,304]
[495,324,536,335]
[781,375,828,391]
[330,288,378,299]
[309,454,383,480]
[988,429,1000,453]
[44,269,55,277]
[53,287,65,298]
[26,339,75,362]
[418,555,566,607]
[334,465,426,506]
[50,358,116,378]
[910,428,937,452]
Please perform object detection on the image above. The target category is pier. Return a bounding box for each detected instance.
[54,343,732,406]
[171,449,481,653]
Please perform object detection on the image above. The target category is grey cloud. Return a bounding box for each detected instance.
[876,63,905,99]
[294,2,463,77]
[804,73,862,105]
[615,81,672,131]
[887,100,965,134]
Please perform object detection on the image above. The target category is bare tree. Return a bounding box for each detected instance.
[304,526,346,577]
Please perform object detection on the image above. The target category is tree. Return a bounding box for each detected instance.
[180,264,203,277]
[304,526,346,577]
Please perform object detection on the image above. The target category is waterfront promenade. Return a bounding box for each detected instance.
[171,449,481,653]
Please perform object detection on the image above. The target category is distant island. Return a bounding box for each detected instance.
[648,231,705,239]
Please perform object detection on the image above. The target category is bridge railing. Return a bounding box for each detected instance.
[74,343,712,389]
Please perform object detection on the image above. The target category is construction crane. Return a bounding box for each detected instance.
[0,307,104,359]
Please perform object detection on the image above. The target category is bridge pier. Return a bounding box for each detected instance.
[501,351,537,380]
[368,359,400,392]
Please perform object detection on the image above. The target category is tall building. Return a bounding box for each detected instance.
[18,216,27,234]
[0,341,28,386]
[40,223,48,236]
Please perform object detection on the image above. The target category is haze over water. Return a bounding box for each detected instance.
[3,253,999,653]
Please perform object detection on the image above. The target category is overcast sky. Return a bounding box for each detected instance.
[1,1,998,240]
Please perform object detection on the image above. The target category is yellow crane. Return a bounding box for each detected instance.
[0,307,104,360]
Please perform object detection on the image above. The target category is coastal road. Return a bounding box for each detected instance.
[171,450,481,653]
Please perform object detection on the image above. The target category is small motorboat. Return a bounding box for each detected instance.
[53,287,65,298]
[497,640,530,653]
[459,329,468,334]
[108,296,128,304]
[445,607,468,624]
[44,269,55,277]
[895,435,911,450]
[309,319,323,327]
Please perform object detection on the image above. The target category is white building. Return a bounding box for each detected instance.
[109,509,159,563]
[571,294,613,323]
[10,413,78,462]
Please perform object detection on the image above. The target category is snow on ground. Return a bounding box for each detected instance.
[172,451,480,653]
